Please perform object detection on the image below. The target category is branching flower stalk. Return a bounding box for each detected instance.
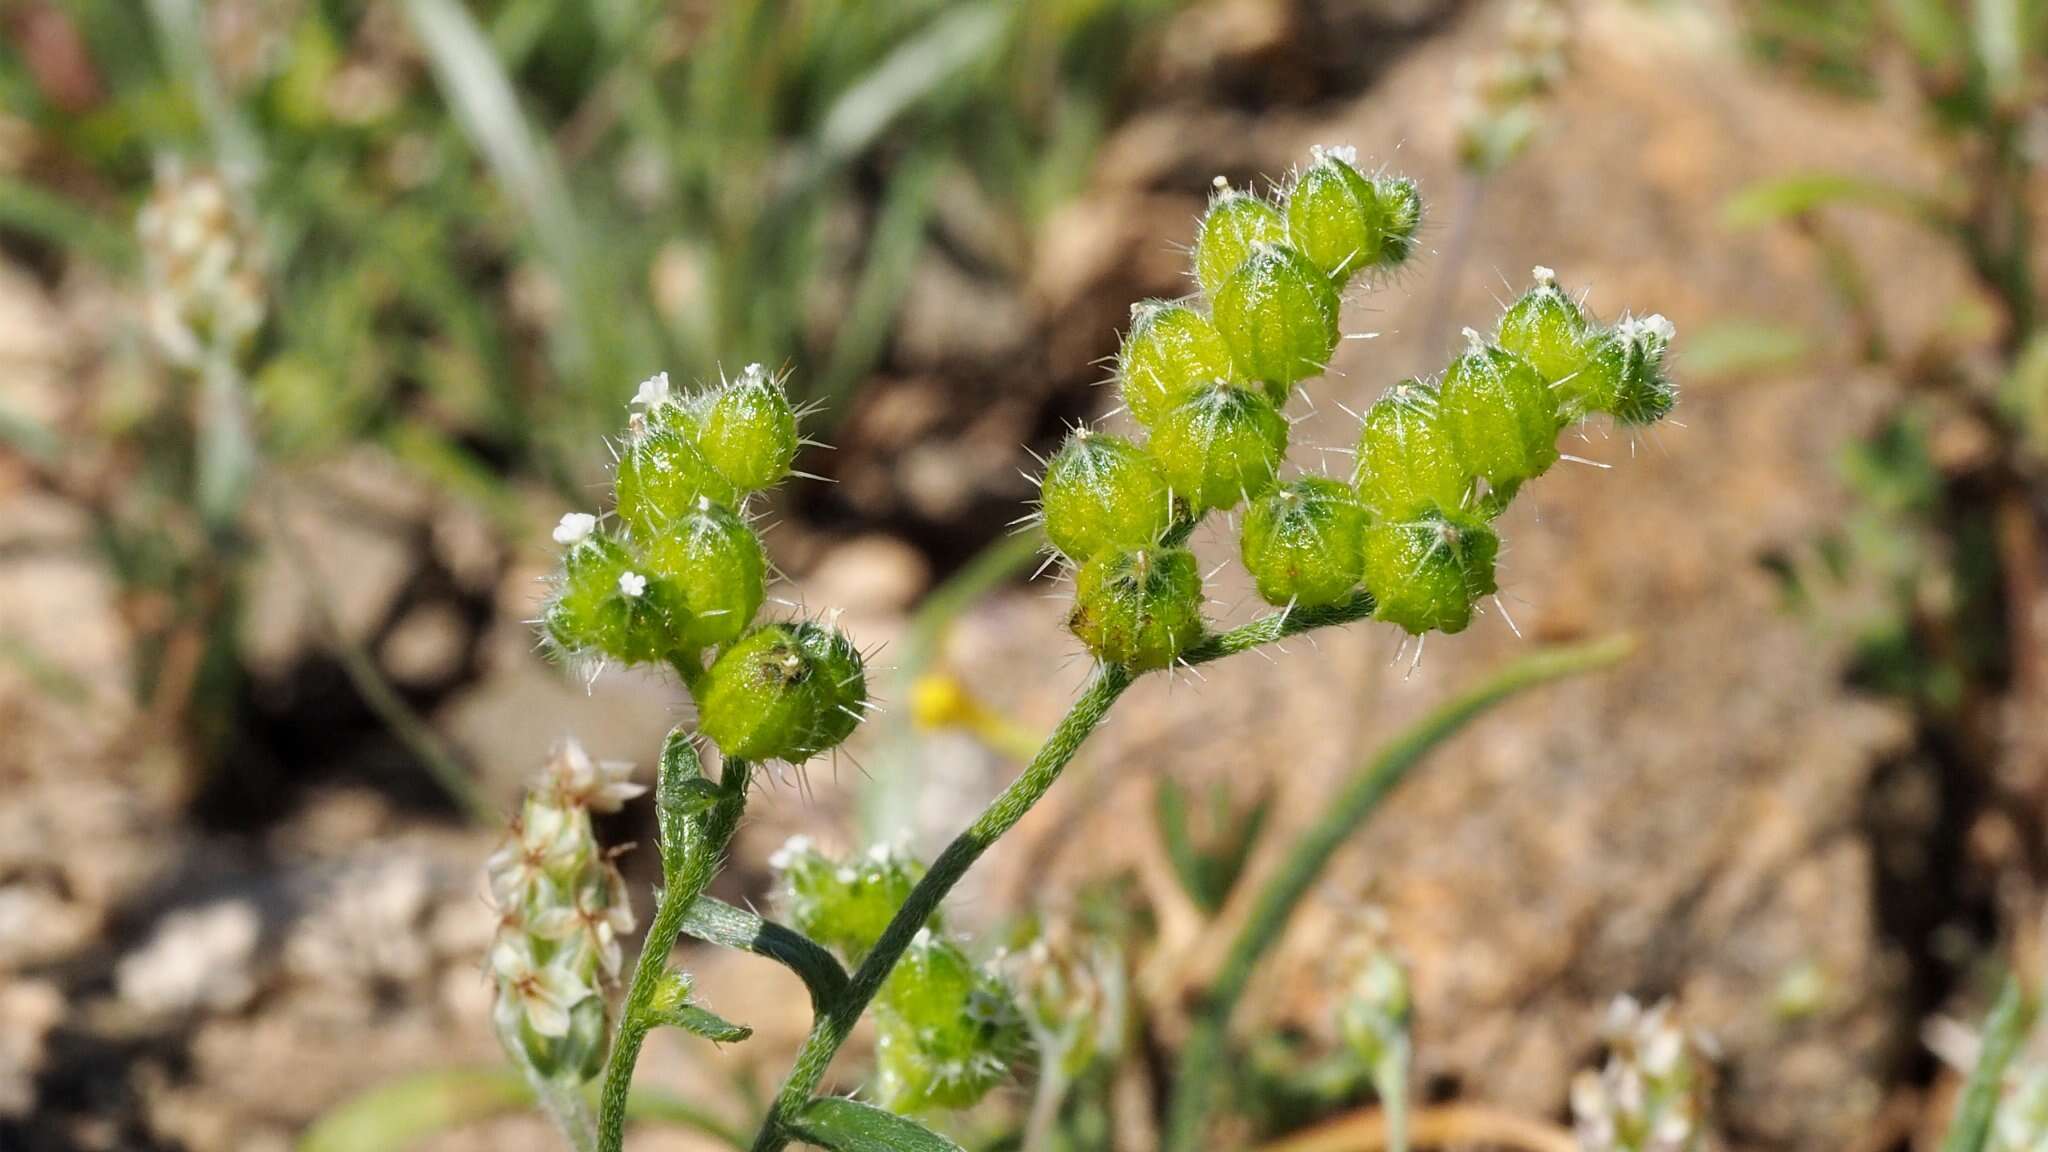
[497,148,1682,1152]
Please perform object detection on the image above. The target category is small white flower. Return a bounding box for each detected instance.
[633,371,672,409]
[552,512,597,546]
[741,362,768,382]
[490,936,591,1037]
[1532,265,1556,285]
[618,571,647,598]
[545,738,645,814]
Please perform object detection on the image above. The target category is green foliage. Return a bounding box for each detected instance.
[697,622,869,764]
[789,1096,966,1152]
[1067,547,1207,670]
[1039,429,1173,563]
[1149,383,1291,514]
[1118,301,1239,427]
[773,839,934,963]
[1362,511,1500,636]
[1241,478,1370,609]
[1212,244,1343,393]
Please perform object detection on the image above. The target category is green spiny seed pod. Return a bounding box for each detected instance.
[1150,382,1289,514]
[1039,429,1172,563]
[1193,183,1287,299]
[1363,511,1499,636]
[697,621,868,762]
[1118,302,1237,427]
[1438,335,1563,499]
[1066,547,1205,670]
[1573,314,1679,426]
[613,425,739,537]
[1212,244,1342,395]
[639,497,766,650]
[1354,381,1471,520]
[1241,477,1368,608]
[697,363,800,491]
[1373,175,1423,266]
[771,838,932,963]
[1495,266,1593,386]
[876,931,1027,1113]
[1285,146,1386,283]
[544,532,687,663]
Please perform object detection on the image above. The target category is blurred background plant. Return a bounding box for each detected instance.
[0,0,1179,815]
[1725,0,2048,1026]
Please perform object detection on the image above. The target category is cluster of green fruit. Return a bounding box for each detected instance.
[771,838,1026,1113]
[542,365,868,766]
[1040,146,1678,665]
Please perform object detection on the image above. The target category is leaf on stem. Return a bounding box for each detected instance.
[788,1097,965,1152]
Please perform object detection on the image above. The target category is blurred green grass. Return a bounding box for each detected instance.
[2,0,1179,503]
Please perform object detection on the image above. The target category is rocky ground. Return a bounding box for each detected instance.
[0,0,2024,1149]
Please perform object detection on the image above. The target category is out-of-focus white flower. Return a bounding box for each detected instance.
[136,161,265,368]
[633,372,672,409]
[545,738,645,814]
[553,513,598,546]
[490,936,590,1038]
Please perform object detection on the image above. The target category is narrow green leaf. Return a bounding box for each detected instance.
[1722,172,1942,230]
[655,1002,753,1045]
[655,728,710,874]
[681,897,850,1010]
[1154,776,1217,912]
[788,1096,964,1152]
[1941,974,2035,1152]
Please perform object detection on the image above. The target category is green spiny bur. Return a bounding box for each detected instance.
[1212,244,1341,394]
[545,533,687,663]
[1119,302,1238,427]
[1438,336,1563,496]
[1363,511,1498,636]
[1193,184,1287,299]
[697,621,868,762]
[1241,478,1369,608]
[1150,382,1289,514]
[639,497,766,649]
[1373,175,1423,266]
[613,425,739,536]
[772,839,932,963]
[1354,381,1471,521]
[1039,429,1172,563]
[1285,146,1386,283]
[698,363,800,491]
[1580,314,1679,426]
[1495,267,1593,387]
[875,932,1027,1113]
[1066,547,1206,670]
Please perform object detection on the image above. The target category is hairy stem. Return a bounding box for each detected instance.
[1165,635,1636,1150]
[598,728,751,1152]
[748,592,1381,1151]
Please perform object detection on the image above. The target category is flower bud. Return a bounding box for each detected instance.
[1067,547,1206,670]
[1212,244,1342,394]
[1373,176,1423,267]
[1495,267,1593,385]
[1285,146,1387,282]
[1574,314,1679,426]
[613,425,739,537]
[1118,302,1238,428]
[1241,478,1368,608]
[1363,511,1498,635]
[640,497,766,650]
[697,621,869,763]
[1150,383,1289,514]
[698,363,800,491]
[1439,336,1564,498]
[1570,996,1710,1152]
[771,839,932,963]
[1039,429,1172,563]
[544,533,687,663]
[1193,184,1288,299]
[875,931,1027,1113]
[1354,381,1472,521]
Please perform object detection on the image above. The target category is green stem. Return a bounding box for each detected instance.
[748,592,1381,1151]
[1164,634,1636,1151]
[1941,973,2035,1152]
[597,729,751,1152]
